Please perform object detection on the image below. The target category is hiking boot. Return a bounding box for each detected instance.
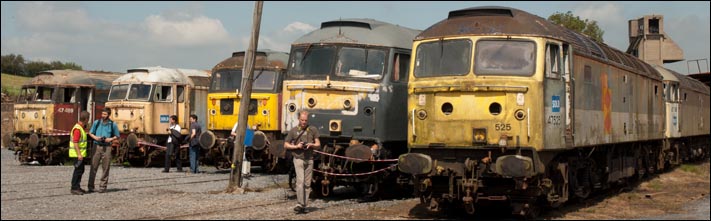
[97,188,107,193]
[71,189,84,195]
[293,206,303,213]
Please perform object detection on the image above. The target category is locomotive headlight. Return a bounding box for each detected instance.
[473,128,486,144]
[343,99,352,110]
[514,109,526,121]
[287,103,297,112]
[416,109,428,120]
[34,112,38,119]
[22,112,26,119]
[329,120,342,132]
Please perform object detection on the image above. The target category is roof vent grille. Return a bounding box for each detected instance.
[321,21,371,30]
[448,8,513,19]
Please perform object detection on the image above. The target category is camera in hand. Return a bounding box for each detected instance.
[100,136,107,142]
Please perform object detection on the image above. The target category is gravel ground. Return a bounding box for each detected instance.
[2,147,708,220]
[0,148,413,220]
[639,195,710,220]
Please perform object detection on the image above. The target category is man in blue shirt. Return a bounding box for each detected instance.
[87,107,120,193]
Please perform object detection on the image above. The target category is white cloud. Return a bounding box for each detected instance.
[144,15,231,47]
[574,2,623,25]
[234,21,316,53]
[16,2,93,32]
[571,2,626,48]
[2,2,236,72]
[283,21,317,33]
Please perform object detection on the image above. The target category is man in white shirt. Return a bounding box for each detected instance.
[163,115,183,173]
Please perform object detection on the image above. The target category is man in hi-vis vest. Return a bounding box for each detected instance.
[69,111,91,195]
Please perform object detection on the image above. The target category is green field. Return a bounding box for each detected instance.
[1,73,30,97]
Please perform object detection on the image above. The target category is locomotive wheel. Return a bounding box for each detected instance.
[115,142,128,165]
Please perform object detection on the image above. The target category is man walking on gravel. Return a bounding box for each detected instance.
[284,110,320,214]
[87,107,120,193]
[69,111,91,195]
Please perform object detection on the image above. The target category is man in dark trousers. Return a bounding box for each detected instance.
[186,114,202,174]
[69,111,91,195]
[284,110,320,214]
[163,115,183,173]
[87,108,120,193]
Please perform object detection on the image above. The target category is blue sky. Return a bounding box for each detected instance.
[1,1,709,74]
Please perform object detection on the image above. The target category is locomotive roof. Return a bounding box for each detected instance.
[26,69,122,90]
[114,66,210,87]
[418,6,662,80]
[292,18,421,49]
[653,65,711,94]
[212,49,289,73]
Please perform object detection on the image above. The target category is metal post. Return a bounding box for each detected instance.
[227,0,263,192]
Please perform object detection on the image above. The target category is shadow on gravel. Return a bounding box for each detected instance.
[540,175,650,220]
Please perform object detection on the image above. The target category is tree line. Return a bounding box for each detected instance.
[1,54,82,77]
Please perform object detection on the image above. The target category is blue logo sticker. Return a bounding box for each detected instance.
[552,96,560,113]
[160,115,169,123]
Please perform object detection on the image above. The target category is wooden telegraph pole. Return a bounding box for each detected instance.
[227,1,263,193]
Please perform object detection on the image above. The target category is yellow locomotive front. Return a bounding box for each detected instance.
[408,37,544,151]
[401,36,555,215]
[397,7,579,216]
[202,50,288,171]
[108,67,210,167]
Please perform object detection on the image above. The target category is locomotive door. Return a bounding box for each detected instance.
[563,44,574,147]
[54,87,80,131]
[543,42,567,149]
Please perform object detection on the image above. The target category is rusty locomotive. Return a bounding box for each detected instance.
[396,6,710,217]
[11,70,122,165]
[108,67,211,167]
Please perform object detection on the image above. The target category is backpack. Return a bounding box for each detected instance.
[169,125,182,143]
